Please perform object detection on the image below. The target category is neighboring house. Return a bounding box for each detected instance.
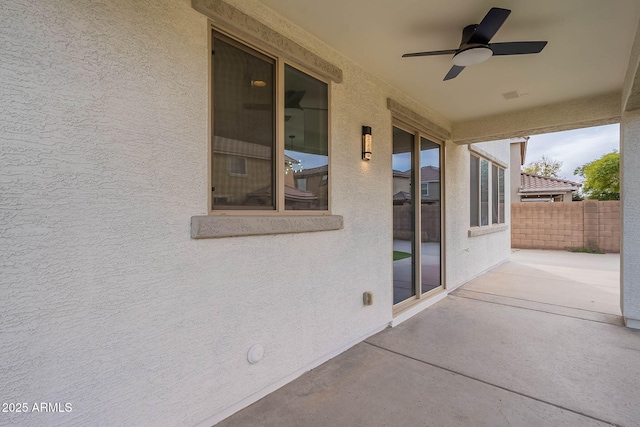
[392,169,411,196]
[2,1,640,427]
[292,164,328,209]
[393,165,440,204]
[519,173,582,202]
[510,137,581,202]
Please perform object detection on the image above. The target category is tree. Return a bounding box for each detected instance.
[574,151,620,200]
[522,155,562,178]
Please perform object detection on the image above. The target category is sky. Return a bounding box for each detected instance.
[392,147,440,172]
[525,124,620,183]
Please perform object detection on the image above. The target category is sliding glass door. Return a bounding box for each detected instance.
[392,122,443,308]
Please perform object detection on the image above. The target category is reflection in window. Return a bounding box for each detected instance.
[492,164,499,224]
[211,35,275,210]
[296,178,307,191]
[499,168,505,223]
[392,127,415,305]
[228,156,247,176]
[210,33,329,212]
[470,156,479,227]
[480,159,489,226]
[420,137,441,295]
[285,65,329,210]
[470,154,506,226]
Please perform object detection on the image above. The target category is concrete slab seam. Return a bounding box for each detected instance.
[454,289,623,319]
[363,341,622,427]
[450,294,622,327]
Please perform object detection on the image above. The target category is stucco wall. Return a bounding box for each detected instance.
[445,141,512,290]
[0,0,511,425]
[621,109,640,324]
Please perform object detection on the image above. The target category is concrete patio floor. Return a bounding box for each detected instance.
[217,250,640,427]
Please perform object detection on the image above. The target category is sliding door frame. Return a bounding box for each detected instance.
[392,118,446,315]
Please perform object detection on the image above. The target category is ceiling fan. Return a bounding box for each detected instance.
[402,7,547,81]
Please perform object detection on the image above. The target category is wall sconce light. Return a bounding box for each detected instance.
[362,126,372,161]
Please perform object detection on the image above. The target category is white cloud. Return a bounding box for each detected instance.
[525,124,620,182]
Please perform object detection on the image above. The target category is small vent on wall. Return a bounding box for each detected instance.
[502,90,529,100]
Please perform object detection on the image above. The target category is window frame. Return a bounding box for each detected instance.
[470,153,506,228]
[208,26,331,216]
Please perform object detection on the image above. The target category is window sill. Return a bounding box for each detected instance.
[468,223,509,237]
[191,215,343,239]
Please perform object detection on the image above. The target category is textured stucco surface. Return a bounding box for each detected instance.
[452,93,621,144]
[0,0,511,425]
[445,140,512,291]
[621,109,640,323]
[622,15,640,112]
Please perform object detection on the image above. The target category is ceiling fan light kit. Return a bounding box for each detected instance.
[402,7,548,81]
[452,46,493,66]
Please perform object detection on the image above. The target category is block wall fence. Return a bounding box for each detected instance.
[511,200,620,253]
[393,203,441,242]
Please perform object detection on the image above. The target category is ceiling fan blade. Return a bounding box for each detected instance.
[469,7,511,44]
[402,49,458,58]
[443,65,465,81]
[489,41,548,55]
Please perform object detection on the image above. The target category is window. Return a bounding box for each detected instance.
[228,156,247,176]
[296,178,307,192]
[470,154,505,227]
[421,182,429,197]
[211,30,329,212]
[492,165,506,224]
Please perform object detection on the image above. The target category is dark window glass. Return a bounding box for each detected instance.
[492,164,499,224]
[211,34,275,210]
[470,156,479,227]
[499,168,505,223]
[480,159,489,226]
[285,65,329,210]
[392,127,415,305]
[420,137,441,295]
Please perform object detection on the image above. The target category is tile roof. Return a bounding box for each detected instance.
[520,173,582,193]
[295,165,328,177]
[393,166,440,181]
[393,191,439,202]
[421,165,440,181]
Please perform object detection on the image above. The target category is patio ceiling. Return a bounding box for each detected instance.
[258,0,640,136]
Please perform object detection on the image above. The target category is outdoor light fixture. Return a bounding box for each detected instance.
[452,46,493,66]
[362,126,372,160]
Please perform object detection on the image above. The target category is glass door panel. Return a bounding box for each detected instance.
[392,127,415,304]
[420,137,441,294]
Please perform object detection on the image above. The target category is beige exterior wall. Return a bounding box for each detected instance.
[212,154,272,204]
[393,175,410,194]
[0,0,513,425]
[510,142,522,203]
[512,201,620,252]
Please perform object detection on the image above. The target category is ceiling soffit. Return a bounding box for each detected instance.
[258,0,640,125]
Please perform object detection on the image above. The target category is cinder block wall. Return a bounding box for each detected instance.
[511,201,620,252]
[393,203,441,242]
